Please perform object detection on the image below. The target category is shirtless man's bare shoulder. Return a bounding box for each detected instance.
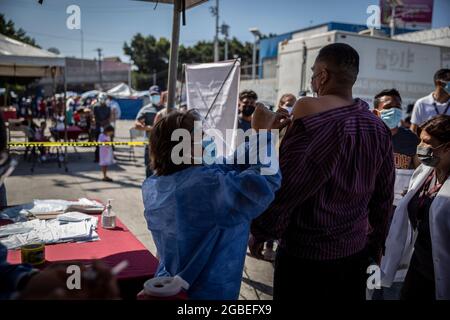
[292,96,355,120]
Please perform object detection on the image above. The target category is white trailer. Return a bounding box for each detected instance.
[277,31,450,108]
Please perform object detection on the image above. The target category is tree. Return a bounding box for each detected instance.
[124,33,254,90]
[123,33,171,90]
[0,14,39,47]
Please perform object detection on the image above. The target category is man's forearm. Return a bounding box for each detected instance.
[135,126,152,132]
[368,188,394,263]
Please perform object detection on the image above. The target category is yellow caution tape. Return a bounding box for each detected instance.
[8,141,148,147]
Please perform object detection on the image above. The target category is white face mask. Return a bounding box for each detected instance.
[151,95,161,105]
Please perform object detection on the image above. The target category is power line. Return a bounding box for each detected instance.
[26,29,210,47]
[25,30,125,44]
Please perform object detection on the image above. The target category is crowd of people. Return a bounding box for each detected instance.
[0,42,449,300]
[138,44,450,300]
[3,91,122,180]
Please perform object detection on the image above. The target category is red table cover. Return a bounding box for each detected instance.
[50,126,83,141]
[6,214,158,280]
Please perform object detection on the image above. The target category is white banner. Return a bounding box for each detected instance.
[186,60,240,157]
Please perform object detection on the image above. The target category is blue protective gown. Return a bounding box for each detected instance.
[142,134,280,300]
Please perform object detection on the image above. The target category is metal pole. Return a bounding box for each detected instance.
[214,0,219,62]
[80,29,84,59]
[224,36,228,61]
[96,48,103,90]
[167,0,181,110]
[153,69,157,85]
[63,67,68,167]
[252,35,257,80]
[80,29,84,73]
[390,4,396,37]
[128,64,132,88]
[52,69,56,96]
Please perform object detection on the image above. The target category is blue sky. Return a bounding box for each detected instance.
[1,0,449,62]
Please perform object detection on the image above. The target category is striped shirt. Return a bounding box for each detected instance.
[251,99,395,260]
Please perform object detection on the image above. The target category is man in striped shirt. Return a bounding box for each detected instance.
[250,43,395,300]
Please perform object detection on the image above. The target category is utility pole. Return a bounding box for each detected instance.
[249,28,261,81]
[224,34,228,61]
[128,64,132,88]
[221,23,230,60]
[390,4,396,37]
[80,29,84,73]
[80,29,84,60]
[388,0,403,37]
[166,0,181,110]
[95,48,103,90]
[210,0,220,62]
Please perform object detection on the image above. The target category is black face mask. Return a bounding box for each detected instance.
[241,105,255,117]
[416,143,448,167]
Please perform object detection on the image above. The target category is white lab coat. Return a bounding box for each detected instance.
[381,164,450,300]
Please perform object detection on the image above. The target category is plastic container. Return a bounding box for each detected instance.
[140,276,189,300]
[101,199,116,229]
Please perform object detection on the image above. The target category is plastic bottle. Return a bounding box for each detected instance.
[101,199,116,229]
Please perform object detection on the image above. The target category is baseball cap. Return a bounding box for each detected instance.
[149,85,161,96]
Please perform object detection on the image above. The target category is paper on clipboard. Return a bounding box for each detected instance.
[393,169,414,206]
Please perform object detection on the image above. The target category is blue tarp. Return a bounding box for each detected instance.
[116,98,144,120]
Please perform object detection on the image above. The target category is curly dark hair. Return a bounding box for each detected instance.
[150,109,201,176]
[419,115,450,144]
[239,90,258,102]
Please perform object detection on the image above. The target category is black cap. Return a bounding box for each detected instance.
[149,85,161,95]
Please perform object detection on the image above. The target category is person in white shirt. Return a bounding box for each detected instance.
[107,95,121,127]
[410,69,450,134]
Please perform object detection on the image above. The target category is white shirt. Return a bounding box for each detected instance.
[411,93,450,126]
[108,99,121,120]
[66,98,75,109]
[381,165,450,300]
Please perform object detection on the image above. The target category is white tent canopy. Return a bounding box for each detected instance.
[0,33,65,78]
[107,83,137,98]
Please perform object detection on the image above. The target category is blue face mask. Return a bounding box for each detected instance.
[380,108,402,129]
[151,95,161,105]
